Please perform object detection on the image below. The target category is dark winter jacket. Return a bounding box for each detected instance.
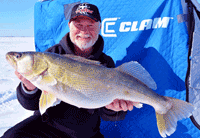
[16,33,127,138]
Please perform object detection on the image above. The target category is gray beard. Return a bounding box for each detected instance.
[75,39,94,50]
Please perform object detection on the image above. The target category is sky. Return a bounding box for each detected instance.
[0,0,200,37]
[0,0,39,37]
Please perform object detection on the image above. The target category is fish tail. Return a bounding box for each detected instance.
[155,97,195,137]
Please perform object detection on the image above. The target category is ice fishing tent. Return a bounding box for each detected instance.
[34,0,200,137]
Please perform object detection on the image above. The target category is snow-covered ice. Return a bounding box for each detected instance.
[0,37,35,136]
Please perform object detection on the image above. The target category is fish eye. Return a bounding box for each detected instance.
[15,53,22,59]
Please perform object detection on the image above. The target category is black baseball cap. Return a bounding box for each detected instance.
[70,3,101,22]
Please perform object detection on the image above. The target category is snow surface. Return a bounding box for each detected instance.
[0,37,35,136]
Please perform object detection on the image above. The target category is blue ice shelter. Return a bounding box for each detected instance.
[34,0,200,137]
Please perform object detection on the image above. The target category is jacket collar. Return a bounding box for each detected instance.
[59,33,104,60]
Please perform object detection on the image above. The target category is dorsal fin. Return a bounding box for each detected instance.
[116,61,157,90]
[63,54,101,65]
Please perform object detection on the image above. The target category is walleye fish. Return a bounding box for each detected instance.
[6,51,195,137]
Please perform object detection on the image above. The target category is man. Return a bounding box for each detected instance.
[2,3,136,138]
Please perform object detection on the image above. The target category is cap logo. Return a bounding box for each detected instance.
[75,3,94,15]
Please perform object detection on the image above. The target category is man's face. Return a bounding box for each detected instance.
[68,16,101,51]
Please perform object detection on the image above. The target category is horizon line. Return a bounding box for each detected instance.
[0,36,34,37]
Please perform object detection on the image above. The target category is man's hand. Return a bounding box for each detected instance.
[15,71,36,91]
[105,99,140,112]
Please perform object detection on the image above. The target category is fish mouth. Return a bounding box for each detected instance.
[6,52,17,69]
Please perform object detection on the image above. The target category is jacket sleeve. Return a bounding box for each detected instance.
[100,107,127,121]
[16,82,42,110]
[98,53,128,121]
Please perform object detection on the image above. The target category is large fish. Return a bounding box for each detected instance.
[6,51,195,137]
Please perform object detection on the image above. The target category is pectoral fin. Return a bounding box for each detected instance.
[39,91,59,115]
[38,70,57,86]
